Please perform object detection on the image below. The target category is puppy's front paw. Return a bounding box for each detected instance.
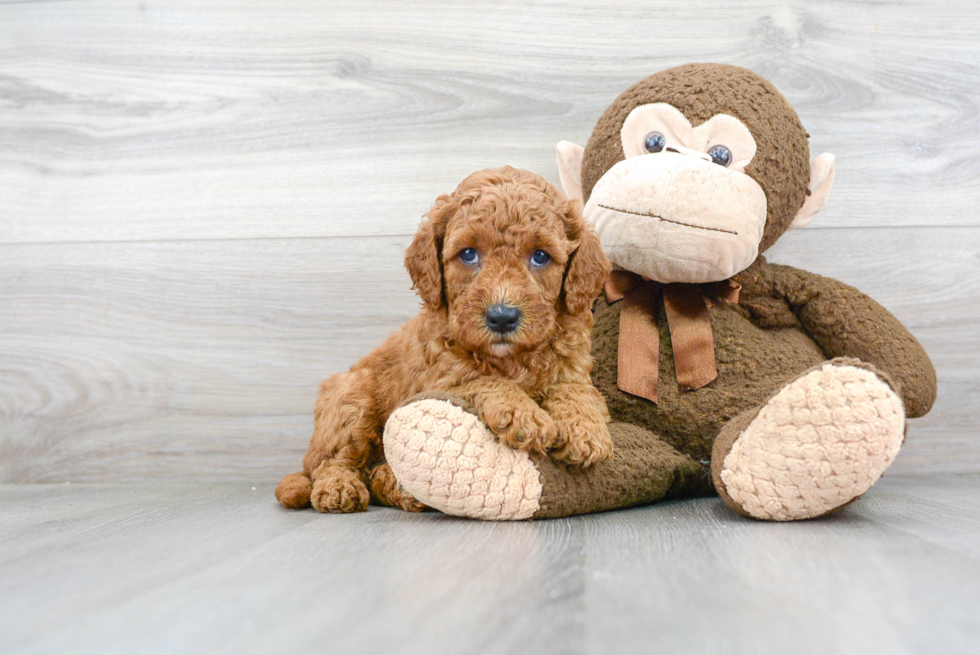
[550,416,613,468]
[481,397,558,453]
[311,467,370,513]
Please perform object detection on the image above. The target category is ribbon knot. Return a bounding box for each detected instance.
[604,271,740,403]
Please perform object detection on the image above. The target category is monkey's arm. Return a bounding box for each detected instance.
[735,260,937,418]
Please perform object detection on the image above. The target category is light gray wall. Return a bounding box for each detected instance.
[1,0,977,482]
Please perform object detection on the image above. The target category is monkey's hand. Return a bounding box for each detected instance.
[765,262,936,418]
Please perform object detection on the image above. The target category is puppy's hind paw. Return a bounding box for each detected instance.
[310,467,370,513]
[369,462,428,513]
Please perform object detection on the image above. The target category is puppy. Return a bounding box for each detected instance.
[276,166,613,513]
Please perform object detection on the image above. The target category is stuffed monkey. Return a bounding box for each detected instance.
[383,63,937,521]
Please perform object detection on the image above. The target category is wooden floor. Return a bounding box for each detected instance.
[2,474,979,654]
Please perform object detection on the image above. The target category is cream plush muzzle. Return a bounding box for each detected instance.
[583,152,767,284]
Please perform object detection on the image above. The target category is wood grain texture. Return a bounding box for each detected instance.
[1,476,979,654]
[1,0,978,481]
[0,228,976,482]
[0,0,978,243]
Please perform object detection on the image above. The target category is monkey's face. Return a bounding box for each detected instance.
[583,103,766,284]
[556,64,835,286]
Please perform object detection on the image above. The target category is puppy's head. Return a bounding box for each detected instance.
[406,166,610,358]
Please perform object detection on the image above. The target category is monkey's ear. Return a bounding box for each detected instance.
[556,141,585,204]
[789,153,836,230]
[405,194,455,310]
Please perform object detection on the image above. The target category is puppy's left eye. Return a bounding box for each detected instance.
[530,250,551,267]
[458,248,479,265]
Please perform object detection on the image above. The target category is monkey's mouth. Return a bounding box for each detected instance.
[597,204,738,236]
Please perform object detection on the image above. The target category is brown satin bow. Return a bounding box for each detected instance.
[604,270,741,403]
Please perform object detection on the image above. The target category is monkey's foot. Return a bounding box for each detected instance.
[712,358,906,521]
[383,395,543,520]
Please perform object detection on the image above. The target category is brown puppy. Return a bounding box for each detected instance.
[276,166,612,513]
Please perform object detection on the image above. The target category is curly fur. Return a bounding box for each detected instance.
[276,167,612,513]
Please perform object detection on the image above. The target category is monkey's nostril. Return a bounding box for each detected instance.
[485,304,522,334]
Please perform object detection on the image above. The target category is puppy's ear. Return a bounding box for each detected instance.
[561,200,611,315]
[405,194,455,310]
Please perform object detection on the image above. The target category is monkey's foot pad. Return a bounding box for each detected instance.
[719,361,906,521]
[384,398,542,520]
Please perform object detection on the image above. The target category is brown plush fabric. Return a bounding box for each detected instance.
[590,257,935,463]
[746,262,938,418]
[593,273,822,461]
[589,256,936,468]
[530,422,712,519]
[580,63,811,253]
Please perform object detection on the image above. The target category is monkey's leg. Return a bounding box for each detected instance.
[382,394,711,521]
[711,357,906,521]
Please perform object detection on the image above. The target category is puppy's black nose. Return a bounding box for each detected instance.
[485,304,522,334]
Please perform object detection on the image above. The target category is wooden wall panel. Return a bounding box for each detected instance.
[0,228,975,482]
[1,0,977,481]
[1,0,978,244]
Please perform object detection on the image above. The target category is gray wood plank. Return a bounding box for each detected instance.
[0,228,980,482]
[0,235,421,482]
[1,475,979,655]
[1,227,976,482]
[850,476,980,560]
[1,0,978,481]
[1,0,978,244]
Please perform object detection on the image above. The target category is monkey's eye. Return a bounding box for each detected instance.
[459,248,479,265]
[644,132,666,153]
[530,250,551,267]
[708,145,732,167]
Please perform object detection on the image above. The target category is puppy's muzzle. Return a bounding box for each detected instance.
[485,304,522,335]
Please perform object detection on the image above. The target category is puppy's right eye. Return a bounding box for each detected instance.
[458,248,479,265]
[530,250,551,267]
